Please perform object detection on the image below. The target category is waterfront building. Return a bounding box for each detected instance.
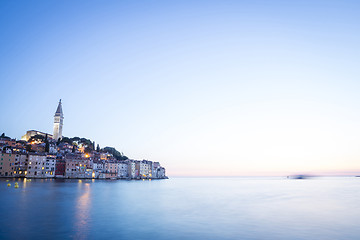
[153,162,161,178]
[93,161,104,172]
[157,167,166,178]
[65,159,89,178]
[53,99,64,141]
[148,160,153,178]
[117,161,128,178]
[126,160,136,178]
[103,162,118,179]
[140,160,150,178]
[92,161,103,178]
[27,153,47,178]
[55,159,66,178]
[14,153,28,177]
[65,153,93,178]
[44,155,56,177]
[134,160,140,178]
[0,151,16,177]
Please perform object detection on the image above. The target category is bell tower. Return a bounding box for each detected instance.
[53,99,64,141]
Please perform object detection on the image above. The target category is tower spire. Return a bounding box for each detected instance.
[53,99,64,141]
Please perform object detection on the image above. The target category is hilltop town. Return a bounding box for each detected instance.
[0,100,167,180]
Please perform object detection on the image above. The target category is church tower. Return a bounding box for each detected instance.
[53,99,64,141]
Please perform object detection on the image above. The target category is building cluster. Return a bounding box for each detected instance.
[0,100,167,179]
[0,137,166,179]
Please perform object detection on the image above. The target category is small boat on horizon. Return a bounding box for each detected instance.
[287,174,312,179]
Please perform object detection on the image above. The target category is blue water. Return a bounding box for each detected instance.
[0,177,359,240]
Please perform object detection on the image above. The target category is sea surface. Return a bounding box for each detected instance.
[0,177,359,240]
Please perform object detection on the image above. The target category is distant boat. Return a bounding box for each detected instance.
[355,176,360,177]
[287,174,311,179]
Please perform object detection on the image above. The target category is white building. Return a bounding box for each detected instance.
[44,155,56,177]
[117,161,128,178]
[140,160,152,178]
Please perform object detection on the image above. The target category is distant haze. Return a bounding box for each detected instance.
[1,0,360,176]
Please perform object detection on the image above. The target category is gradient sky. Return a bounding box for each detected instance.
[1,0,360,176]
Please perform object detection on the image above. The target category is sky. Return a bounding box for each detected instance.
[1,0,360,176]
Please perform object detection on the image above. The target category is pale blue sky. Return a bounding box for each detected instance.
[1,0,360,176]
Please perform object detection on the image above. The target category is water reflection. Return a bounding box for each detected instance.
[1,177,360,240]
[74,182,91,240]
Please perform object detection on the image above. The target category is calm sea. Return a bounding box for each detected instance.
[0,177,359,240]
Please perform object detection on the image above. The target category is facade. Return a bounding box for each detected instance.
[157,167,166,178]
[55,159,66,177]
[66,159,90,178]
[44,155,56,177]
[14,153,28,177]
[92,161,103,178]
[103,162,117,179]
[53,99,64,141]
[65,154,93,178]
[153,162,160,178]
[135,160,141,178]
[93,161,104,172]
[1,149,167,179]
[27,153,47,178]
[140,160,150,178]
[0,152,16,177]
[117,161,128,178]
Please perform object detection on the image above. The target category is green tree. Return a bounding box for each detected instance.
[102,146,128,160]
[26,144,32,152]
[45,141,50,152]
[60,137,71,144]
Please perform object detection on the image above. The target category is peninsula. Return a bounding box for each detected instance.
[0,100,167,180]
